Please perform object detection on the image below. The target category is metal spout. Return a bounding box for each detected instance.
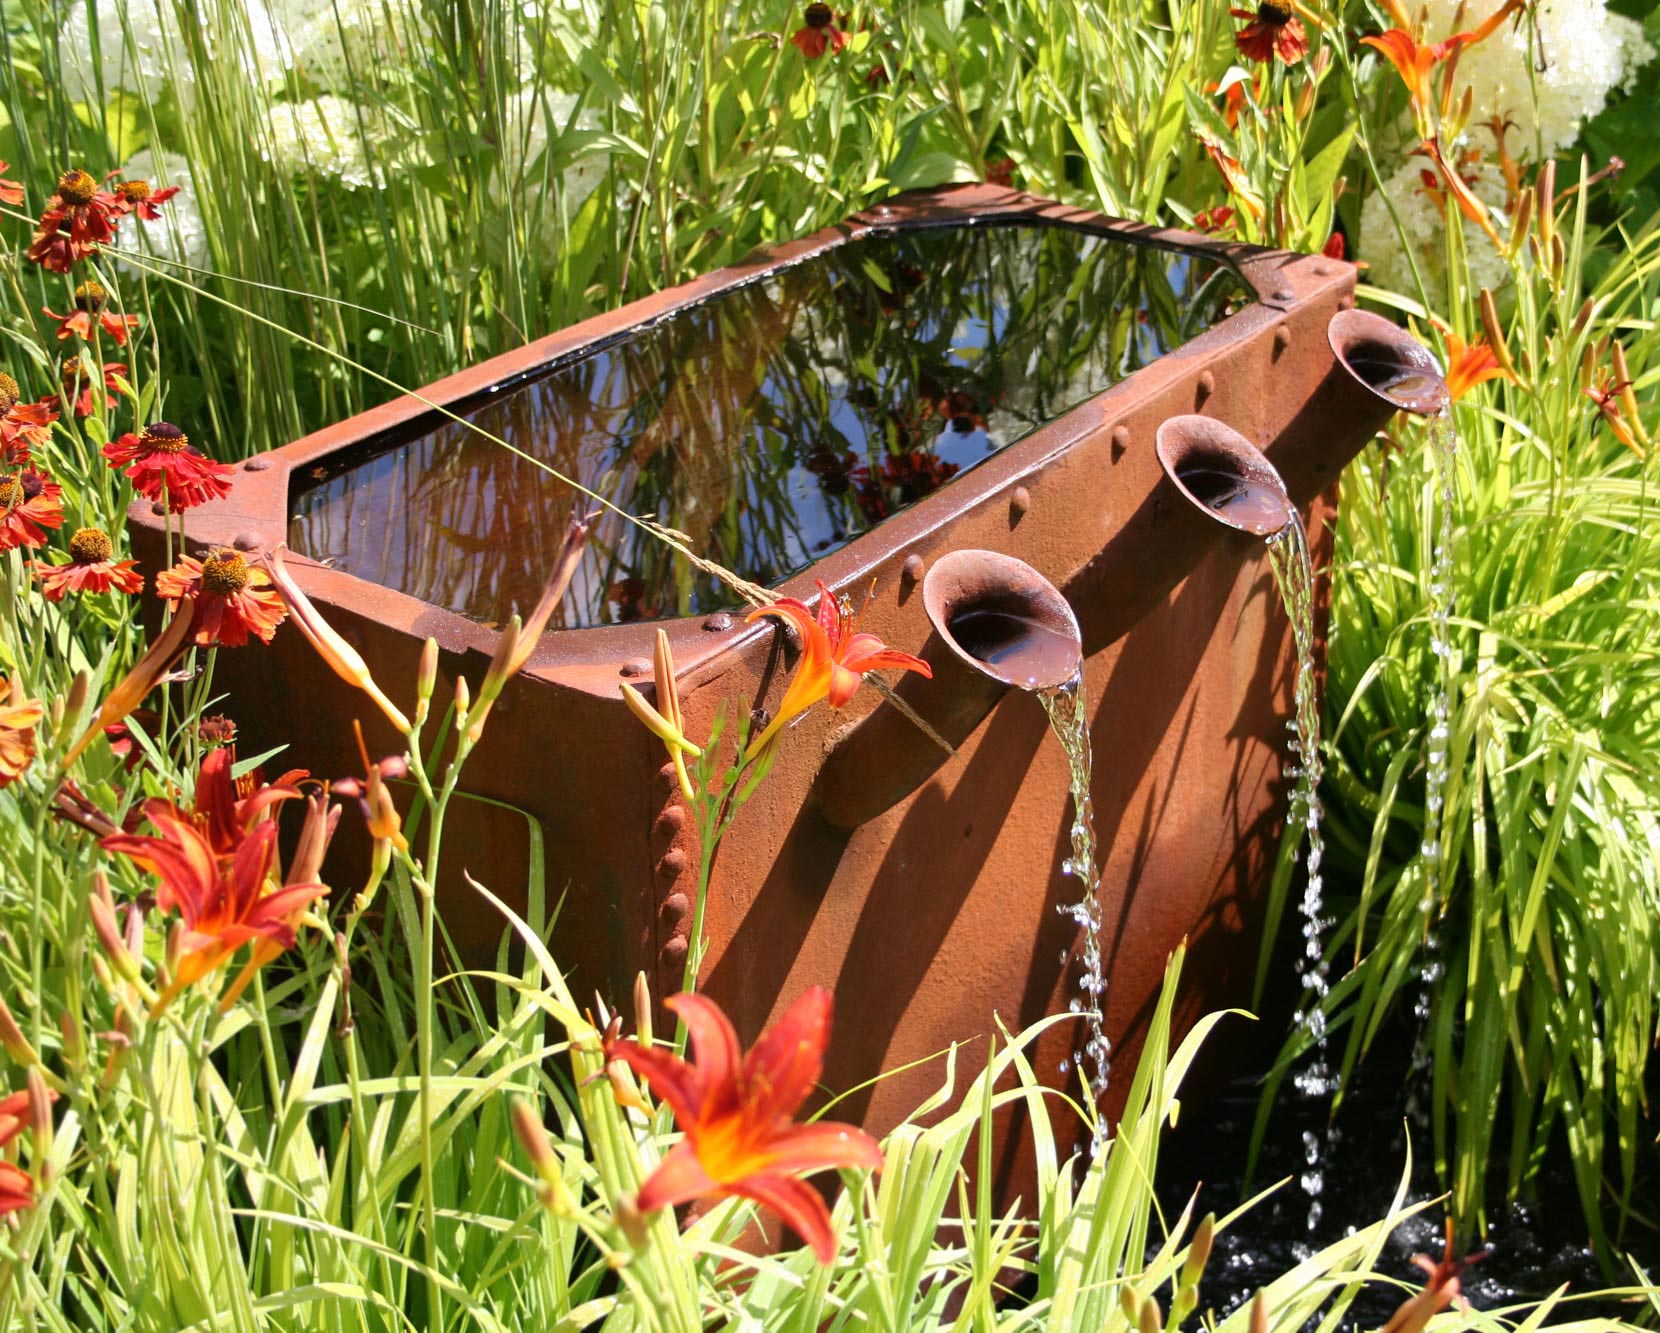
[812,551,1080,833]
[1154,416,1294,538]
[921,549,1082,692]
[1327,308,1448,418]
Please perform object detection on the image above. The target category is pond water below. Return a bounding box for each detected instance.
[1156,1036,1660,1325]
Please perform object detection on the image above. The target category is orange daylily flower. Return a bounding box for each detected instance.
[1362,0,1524,118]
[1442,332,1516,401]
[745,580,931,758]
[1380,1220,1485,1333]
[0,676,43,788]
[0,1083,56,1217]
[1416,138,1503,246]
[604,986,883,1263]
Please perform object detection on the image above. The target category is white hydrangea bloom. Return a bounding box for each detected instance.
[111,150,212,276]
[1423,0,1655,161]
[500,89,609,215]
[269,0,402,91]
[1360,156,1516,311]
[263,95,383,189]
[58,0,291,110]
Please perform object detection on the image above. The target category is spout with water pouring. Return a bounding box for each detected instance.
[1326,308,1450,418]
[811,550,1081,833]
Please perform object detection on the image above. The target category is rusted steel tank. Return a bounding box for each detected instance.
[127,183,1405,1187]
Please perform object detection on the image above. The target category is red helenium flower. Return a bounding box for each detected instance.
[110,176,179,221]
[54,357,127,417]
[25,169,122,272]
[156,548,288,647]
[0,373,54,465]
[744,579,932,756]
[790,3,847,58]
[103,421,235,510]
[0,469,65,551]
[35,527,144,601]
[44,281,140,346]
[604,987,883,1263]
[0,162,22,208]
[0,676,44,789]
[1230,1,1308,63]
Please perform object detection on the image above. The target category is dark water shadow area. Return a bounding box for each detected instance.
[1155,1032,1660,1325]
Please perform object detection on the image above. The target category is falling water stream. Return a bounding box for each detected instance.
[1038,670,1113,1153]
[1263,507,1335,1230]
[1408,410,1459,1107]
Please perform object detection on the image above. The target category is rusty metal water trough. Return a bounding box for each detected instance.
[127,184,1418,1210]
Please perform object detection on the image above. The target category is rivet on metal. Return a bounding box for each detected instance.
[1195,370,1215,404]
[1272,288,1295,302]
[1338,294,1356,311]
[243,457,272,472]
[659,936,689,969]
[1273,326,1292,355]
[620,657,652,678]
[150,501,167,516]
[655,849,688,883]
[232,532,261,552]
[655,762,680,795]
[659,893,692,928]
[1009,486,1031,523]
[901,552,925,584]
[701,611,735,632]
[1313,262,1337,277]
[1110,425,1130,462]
[654,806,688,841]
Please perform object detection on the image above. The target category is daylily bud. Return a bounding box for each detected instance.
[1137,1295,1161,1333]
[1478,289,1519,385]
[615,1194,650,1250]
[1181,1212,1215,1289]
[1580,340,1598,395]
[511,1095,576,1215]
[27,1066,51,1160]
[505,511,591,681]
[1250,1291,1268,1333]
[99,1010,132,1090]
[0,993,36,1068]
[1506,188,1532,259]
[454,673,471,724]
[89,872,142,985]
[633,971,653,1051]
[1119,1288,1141,1321]
[57,1009,82,1067]
[267,548,411,734]
[1537,160,1556,255]
[1549,232,1566,280]
[63,602,194,768]
[414,637,439,727]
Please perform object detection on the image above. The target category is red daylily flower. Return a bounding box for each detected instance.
[0,677,43,789]
[54,357,127,417]
[1230,1,1308,63]
[0,469,65,552]
[110,176,180,221]
[745,579,932,756]
[25,169,122,272]
[0,162,22,208]
[44,281,140,346]
[0,374,54,465]
[1321,231,1346,260]
[791,3,847,58]
[604,987,883,1263]
[36,527,144,601]
[103,421,235,510]
[1193,204,1236,234]
[156,548,287,648]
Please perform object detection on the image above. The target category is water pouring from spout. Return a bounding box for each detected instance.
[922,552,1117,1146]
[1156,416,1335,1228]
[1327,308,1450,419]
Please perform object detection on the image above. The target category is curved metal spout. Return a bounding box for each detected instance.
[812,552,1080,833]
[1154,416,1293,538]
[1327,309,1448,418]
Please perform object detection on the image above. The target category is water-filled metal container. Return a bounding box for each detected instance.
[128,184,1399,1202]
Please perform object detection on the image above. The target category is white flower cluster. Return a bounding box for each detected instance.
[1360,156,1516,308]
[111,150,212,276]
[500,89,610,215]
[1423,0,1654,161]
[268,0,406,92]
[263,95,383,189]
[57,0,291,109]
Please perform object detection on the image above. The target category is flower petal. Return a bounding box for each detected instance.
[635,1138,719,1215]
[605,1036,705,1126]
[667,992,742,1105]
[741,985,830,1122]
[730,1172,839,1264]
[756,1119,883,1175]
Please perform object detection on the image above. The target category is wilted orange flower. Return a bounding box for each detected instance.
[54,357,127,417]
[1193,204,1236,234]
[1442,332,1515,401]
[1206,78,1250,129]
[791,3,847,58]
[110,176,179,221]
[0,677,43,789]
[0,161,22,208]
[1230,0,1308,63]
[0,373,56,465]
[0,469,65,551]
[745,580,931,757]
[1416,138,1503,245]
[44,281,140,346]
[25,168,122,273]
[35,527,144,601]
[103,421,235,511]
[620,628,702,801]
[1587,375,1647,459]
[156,548,288,647]
[604,987,882,1263]
[1380,1221,1484,1333]
[1203,141,1266,221]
